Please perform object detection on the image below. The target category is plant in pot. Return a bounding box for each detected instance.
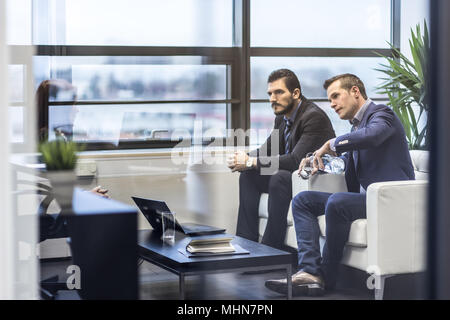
[375,21,429,150]
[39,139,83,213]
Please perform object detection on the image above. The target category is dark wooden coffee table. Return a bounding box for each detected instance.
[138,230,293,299]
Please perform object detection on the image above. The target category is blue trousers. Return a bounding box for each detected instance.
[292,191,366,289]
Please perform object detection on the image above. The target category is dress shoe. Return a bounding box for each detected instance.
[265,271,325,296]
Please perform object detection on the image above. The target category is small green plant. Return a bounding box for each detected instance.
[375,21,429,150]
[39,140,84,171]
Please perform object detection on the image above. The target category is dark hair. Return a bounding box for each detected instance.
[36,79,77,142]
[323,73,368,99]
[267,69,302,95]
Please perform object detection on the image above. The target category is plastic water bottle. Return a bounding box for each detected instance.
[299,155,314,179]
[299,154,345,179]
[321,154,345,174]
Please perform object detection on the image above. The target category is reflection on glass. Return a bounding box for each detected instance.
[8,65,24,103]
[315,101,352,137]
[49,104,226,143]
[36,56,230,145]
[251,57,387,99]
[251,0,390,48]
[34,56,227,101]
[250,101,352,146]
[250,103,275,146]
[71,65,227,101]
[32,0,232,46]
[6,0,32,45]
[9,106,24,143]
[36,80,78,142]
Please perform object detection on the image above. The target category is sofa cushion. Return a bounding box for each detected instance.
[318,215,367,248]
[258,193,293,226]
[258,193,269,219]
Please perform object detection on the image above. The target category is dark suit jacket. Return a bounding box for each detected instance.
[334,101,415,192]
[250,96,335,173]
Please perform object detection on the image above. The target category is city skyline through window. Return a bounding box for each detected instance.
[6,0,428,149]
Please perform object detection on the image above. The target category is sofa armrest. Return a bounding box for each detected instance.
[291,171,347,198]
[366,180,428,275]
[292,170,310,198]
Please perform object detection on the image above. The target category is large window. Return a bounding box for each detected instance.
[249,0,395,145]
[35,57,228,101]
[35,0,233,47]
[251,57,387,99]
[251,0,391,48]
[34,56,229,146]
[8,0,398,150]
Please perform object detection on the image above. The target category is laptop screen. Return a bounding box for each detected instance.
[132,197,179,232]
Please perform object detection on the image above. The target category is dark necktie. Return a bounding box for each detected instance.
[351,118,359,132]
[284,119,292,154]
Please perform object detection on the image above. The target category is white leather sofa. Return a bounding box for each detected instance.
[258,150,428,299]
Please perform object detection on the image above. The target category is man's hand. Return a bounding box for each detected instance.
[310,139,337,176]
[298,156,311,173]
[90,186,110,198]
[227,151,255,172]
[298,155,313,178]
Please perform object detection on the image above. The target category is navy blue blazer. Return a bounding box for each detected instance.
[334,102,415,193]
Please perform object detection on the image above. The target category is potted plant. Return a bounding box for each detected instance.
[375,21,429,150]
[39,139,83,213]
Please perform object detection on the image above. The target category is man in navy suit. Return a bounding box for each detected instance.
[265,73,415,296]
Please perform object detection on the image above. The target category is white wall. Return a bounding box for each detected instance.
[77,150,241,236]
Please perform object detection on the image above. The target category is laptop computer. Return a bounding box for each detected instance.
[132,196,226,236]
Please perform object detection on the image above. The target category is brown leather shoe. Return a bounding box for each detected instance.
[265,271,325,296]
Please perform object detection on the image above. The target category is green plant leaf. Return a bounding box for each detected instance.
[375,21,429,150]
[39,139,82,171]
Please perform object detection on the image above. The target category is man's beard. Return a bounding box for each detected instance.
[273,99,295,116]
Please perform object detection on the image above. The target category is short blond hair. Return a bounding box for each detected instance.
[323,73,368,99]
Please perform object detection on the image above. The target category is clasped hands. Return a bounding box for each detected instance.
[226,139,337,175]
[298,139,337,177]
[227,151,255,172]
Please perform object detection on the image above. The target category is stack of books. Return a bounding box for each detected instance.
[186,237,235,254]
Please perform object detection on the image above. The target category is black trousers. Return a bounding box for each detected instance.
[236,169,292,250]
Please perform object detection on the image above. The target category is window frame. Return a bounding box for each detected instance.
[8,0,400,151]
